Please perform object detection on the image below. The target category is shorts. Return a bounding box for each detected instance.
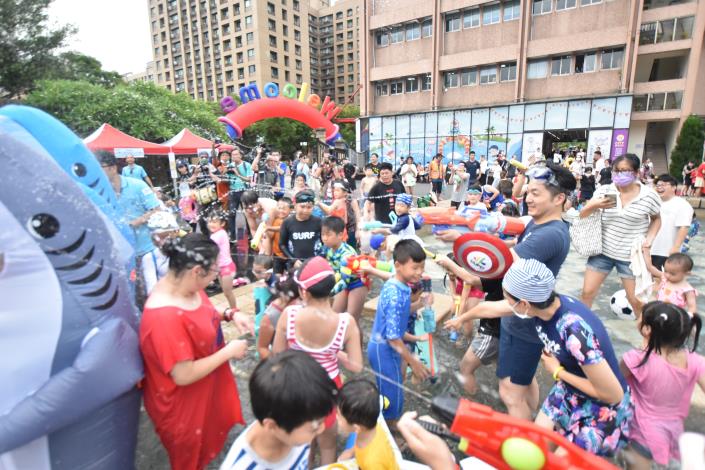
[586,254,635,279]
[496,329,542,386]
[470,332,499,365]
[367,340,404,420]
[694,177,704,188]
[431,179,443,194]
[346,278,366,291]
[324,375,344,429]
[650,255,668,272]
[219,261,236,277]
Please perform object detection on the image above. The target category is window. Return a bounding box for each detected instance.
[235,36,242,47]
[294,30,301,41]
[390,26,404,43]
[446,13,461,32]
[406,77,419,92]
[444,71,459,88]
[500,63,517,81]
[463,8,480,28]
[295,44,301,55]
[269,35,277,47]
[461,69,477,86]
[601,48,623,69]
[551,55,571,75]
[422,18,433,37]
[246,32,254,44]
[271,67,279,78]
[556,0,577,9]
[406,23,421,41]
[480,66,497,84]
[347,30,353,39]
[532,0,552,15]
[376,82,388,96]
[675,16,695,40]
[581,0,601,5]
[347,19,353,28]
[390,80,404,94]
[422,74,432,91]
[283,25,288,35]
[248,64,256,75]
[294,14,300,26]
[267,2,275,14]
[268,19,276,30]
[483,4,501,25]
[504,0,520,20]
[247,48,255,58]
[245,15,253,27]
[574,52,596,72]
[270,51,278,62]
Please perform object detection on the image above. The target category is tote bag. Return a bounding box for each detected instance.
[569,211,602,257]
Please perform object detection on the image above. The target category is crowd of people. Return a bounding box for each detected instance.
[99,143,705,470]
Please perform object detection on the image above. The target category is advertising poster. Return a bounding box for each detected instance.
[522,133,544,161]
[610,129,629,159]
[587,129,613,163]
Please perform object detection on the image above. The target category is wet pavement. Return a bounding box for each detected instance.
[135,188,705,469]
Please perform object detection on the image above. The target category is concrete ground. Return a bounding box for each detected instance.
[135,182,705,469]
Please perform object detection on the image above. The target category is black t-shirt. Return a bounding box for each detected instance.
[599,167,612,185]
[465,160,481,183]
[367,180,406,224]
[278,215,322,259]
[369,163,380,175]
[581,175,596,194]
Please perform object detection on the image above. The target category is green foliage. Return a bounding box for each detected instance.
[0,0,75,99]
[670,115,705,180]
[47,52,123,87]
[243,118,315,156]
[337,104,359,147]
[25,80,227,141]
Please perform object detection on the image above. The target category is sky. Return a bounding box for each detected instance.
[48,0,153,75]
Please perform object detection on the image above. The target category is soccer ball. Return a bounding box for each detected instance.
[610,290,635,320]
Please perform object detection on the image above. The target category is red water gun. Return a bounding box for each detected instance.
[341,255,393,288]
[417,207,525,236]
[422,396,619,470]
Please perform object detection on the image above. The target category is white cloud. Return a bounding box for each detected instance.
[48,0,152,75]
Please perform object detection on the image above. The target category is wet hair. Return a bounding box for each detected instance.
[295,173,307,182]
[393,239,426,264]
[161,233,219,276]
[270,268,300,301]
[322,216,346,234]
[504,289,557,309]
[240,190,259,207]
[545,163,577,198]
[656,174,678,186]
[296,257,336,298]
[637,302,702,367]
[611,153,640,172]
[279,196,293,207]
[379,162,394,172]
[467,183,482,193]
[338,379,380,429]
[665,253,694,272]
[253,254,273,270]
[250,350,338,432]
[207,209,227,223]
[501,201,520,217]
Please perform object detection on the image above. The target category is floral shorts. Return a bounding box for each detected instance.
[541,381,633,456]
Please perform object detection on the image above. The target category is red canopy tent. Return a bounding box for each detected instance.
[83,123,170,155]
[162,128,234,155]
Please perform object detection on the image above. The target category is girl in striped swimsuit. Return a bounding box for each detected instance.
[272,256,363,466]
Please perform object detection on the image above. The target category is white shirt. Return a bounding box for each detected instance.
[651,196,694,257]
[219,423,310,470]
[594,158,605,175]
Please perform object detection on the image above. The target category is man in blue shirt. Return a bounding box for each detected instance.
[437,163,576,420]
[121,155,154,187]
[465,151,481,185]
[98,151,161,304]
[227,148,253,239]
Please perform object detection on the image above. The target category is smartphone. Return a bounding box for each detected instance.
[604,193,618,206]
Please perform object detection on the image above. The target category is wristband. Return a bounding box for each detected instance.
[553,366,564,381]
[223,308,237,322]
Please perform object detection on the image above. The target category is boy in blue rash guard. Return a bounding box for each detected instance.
[368,239,430,423]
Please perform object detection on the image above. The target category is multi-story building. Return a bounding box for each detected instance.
[148,0,361,106]
[358,0,705,170]
[123,61,158,84]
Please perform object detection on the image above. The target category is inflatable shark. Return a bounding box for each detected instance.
[0,118,143,469]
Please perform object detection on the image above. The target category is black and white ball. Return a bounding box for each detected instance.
[610,289,635,320]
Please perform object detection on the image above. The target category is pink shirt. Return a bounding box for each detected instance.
[623,349,705,465]
[210,228,232,268]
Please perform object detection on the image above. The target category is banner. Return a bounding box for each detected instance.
[610,129,629,160]
[587,130,613,163]
[114,148,145,158]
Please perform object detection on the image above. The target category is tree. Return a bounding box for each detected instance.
[337,104,359,148]
[47,52,123,87]
[243,118,315,157]
[0,0,75,99]
[670,115,705,180]
[25,79,227,141]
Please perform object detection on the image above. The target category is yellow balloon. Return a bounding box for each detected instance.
[500,437,546,470]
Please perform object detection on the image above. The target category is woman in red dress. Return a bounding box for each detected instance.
[140,233,254,470]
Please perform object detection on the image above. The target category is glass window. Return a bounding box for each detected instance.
[406,23,421,41]
[601,48,624,70]
[246,32,254,44]
[461,69,477,86]
[581,0,601,5]
[245,15,253,26]
[390,26,404,43]
[444,72,459,88]
[556,0,577,9]
[480,66,497,84]
[665,91,682,110]
[422,74,432,90]
[375,82,388,96]
[390,80,404,94]
[464,9,480,28]
[503,0,520,21]
[574,52,596,73]
[649,93,665,110]
[446,13,461,32]
[483,4,501,25]
[376,31,389,46]
[422,18,433,37]
[247,48,255,58]
[500,62,517,81]
[406,77,419,92]
[656,19,675,43]
[640,22,657,44]
[532,0,552,15]
[551,55,571,75]
[527,59,548,79]
[675,16,695,40]
[248,64,256,74]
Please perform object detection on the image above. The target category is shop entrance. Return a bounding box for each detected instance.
[543,129,588,157]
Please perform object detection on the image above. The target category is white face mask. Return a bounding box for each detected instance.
[510,300,531,320]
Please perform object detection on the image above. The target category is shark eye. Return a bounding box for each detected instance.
[72,163,87,177]
[27,214,60,239]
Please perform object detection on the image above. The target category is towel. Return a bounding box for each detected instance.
[629,236,653,302]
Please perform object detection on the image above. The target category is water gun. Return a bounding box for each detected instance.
[417,206,525,236]
[250,221,267,250]
[423,395,620,470]
[341,255,393,287]
[361,220,393,231]
[509,159,528,171]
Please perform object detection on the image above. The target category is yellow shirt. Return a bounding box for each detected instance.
[429,160,444,180]
[354,424,400,470]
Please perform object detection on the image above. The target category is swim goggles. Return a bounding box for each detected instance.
[526,166,560,189]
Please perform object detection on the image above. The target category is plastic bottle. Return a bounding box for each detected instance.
[421,278,435,333]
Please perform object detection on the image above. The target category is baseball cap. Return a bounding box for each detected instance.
[294,257,335,290]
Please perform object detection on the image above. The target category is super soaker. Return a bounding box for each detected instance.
[340,255,393,288]
[416,206,525,236]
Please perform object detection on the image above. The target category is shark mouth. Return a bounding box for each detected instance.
[46,230,119,311]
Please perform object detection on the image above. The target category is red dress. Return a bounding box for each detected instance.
[140,291,244,470]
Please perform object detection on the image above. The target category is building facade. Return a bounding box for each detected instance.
[358,0,705,169]
[123,61,158,84]
[148,0,361,106]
